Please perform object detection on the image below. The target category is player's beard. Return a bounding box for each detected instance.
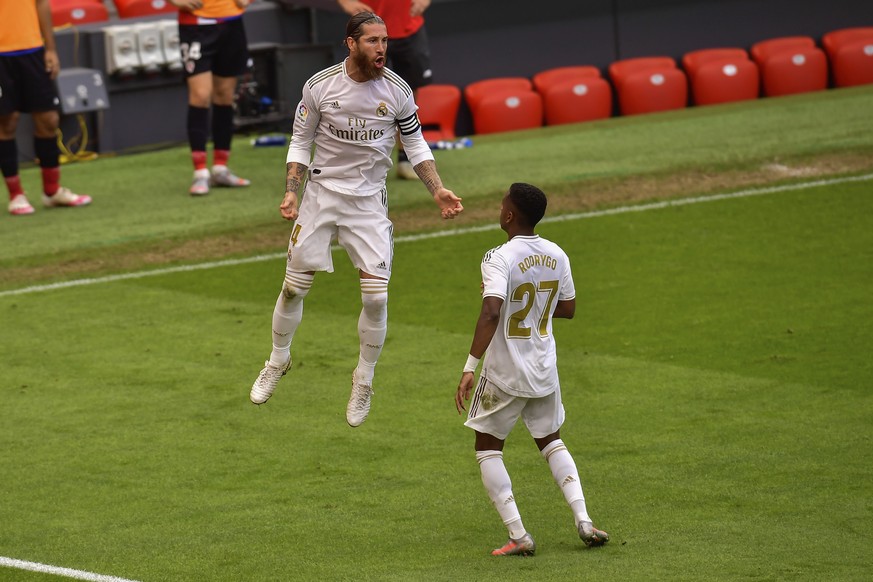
[353,50,385,81]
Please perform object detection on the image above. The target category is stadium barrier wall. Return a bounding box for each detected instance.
[15,0,873,159]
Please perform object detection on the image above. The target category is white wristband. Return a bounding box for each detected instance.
[463,354,480,373]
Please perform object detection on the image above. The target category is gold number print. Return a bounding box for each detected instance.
[290,224,302,247]
[507,280,559,338]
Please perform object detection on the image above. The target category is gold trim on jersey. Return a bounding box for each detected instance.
[383,69,413,98]
[307,63,344,89]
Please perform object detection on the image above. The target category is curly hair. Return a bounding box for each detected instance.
[508,182,548,226]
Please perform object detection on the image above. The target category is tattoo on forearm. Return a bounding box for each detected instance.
[286,162,308,193]
[413,160,443,194]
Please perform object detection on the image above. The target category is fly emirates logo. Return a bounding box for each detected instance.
[328,117,386,142]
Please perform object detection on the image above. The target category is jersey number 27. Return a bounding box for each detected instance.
[507,280,559,339]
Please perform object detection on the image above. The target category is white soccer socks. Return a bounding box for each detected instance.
[269,272,313,366]
[356,278,388,383]
[541,439,592,526]
[476,450,527,540]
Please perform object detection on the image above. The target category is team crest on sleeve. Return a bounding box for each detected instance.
[296,103,309,124]
[376,102,388,117]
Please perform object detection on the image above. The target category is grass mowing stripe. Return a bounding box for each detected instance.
[0,557,140,582]
[3,172,871,300]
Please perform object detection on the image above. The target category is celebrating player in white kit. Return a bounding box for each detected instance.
[455,183,609,556]
[250,11,463,427]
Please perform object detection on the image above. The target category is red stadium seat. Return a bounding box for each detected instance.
[822,28,873,87]
[609,57,686,115]
[616,69,687,115]
[608,56,677,87]
[463,77,532,112]
[827,39,873,87]
[540,77,612,125]
[750,36,816,65]
[532,65,601,95]
[113,0,177,18]
[531,65,610,125]
[50,0,110,26]
[688,59,759,105]
[821,27,873,59]
[415,84,462,142]
[469,90,543,135]
[821,26,873,52]
[682,48,759,105]
[759,47,828,96]
[750,36,828,97]
[682,48,750,78]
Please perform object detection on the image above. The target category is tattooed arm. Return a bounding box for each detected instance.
[413,159,464,220]
[280,162,308,221]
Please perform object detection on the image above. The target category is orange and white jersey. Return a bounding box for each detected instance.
[0,1,43,54]
[178,0,244,25]
[480,235,576,398]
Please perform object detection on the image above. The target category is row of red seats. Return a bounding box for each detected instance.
[420,28,873,137]
[51,0,178,26]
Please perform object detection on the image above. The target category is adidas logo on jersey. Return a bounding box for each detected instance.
[328,100,340,109]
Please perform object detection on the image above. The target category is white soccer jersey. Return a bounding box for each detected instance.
[286,60,434,196]
[480,235,576,398]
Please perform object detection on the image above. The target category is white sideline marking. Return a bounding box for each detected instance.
[1,172,871,299]
[0,556,140,582]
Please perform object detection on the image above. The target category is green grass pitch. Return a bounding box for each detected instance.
[1,87,872,581]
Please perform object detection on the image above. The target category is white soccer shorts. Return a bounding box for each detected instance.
[464,374,566,440]
[286,180,393,279]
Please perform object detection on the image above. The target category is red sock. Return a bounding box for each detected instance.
[213,149,229,167]
[41,167,60,196]
[192,150,207,171]
[5,175,24,200]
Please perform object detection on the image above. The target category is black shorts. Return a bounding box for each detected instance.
[0,49,60,115]
[179,17,250,78]
[387,26,433,91]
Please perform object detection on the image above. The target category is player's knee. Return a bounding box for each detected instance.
[360,280,388,321]
[281,283,310,301]
[281,272,314,301]
[0,112,21,137]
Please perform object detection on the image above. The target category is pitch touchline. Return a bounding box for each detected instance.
[0,557,140,582]
[2,172,871,299]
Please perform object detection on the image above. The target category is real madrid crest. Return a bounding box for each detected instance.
[376,102,388,117]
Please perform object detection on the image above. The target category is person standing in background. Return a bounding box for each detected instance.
[337,0,432,180]
[169,0,252,196]
[1,0,92,216]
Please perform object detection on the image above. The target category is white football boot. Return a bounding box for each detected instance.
[42,187,91,208]
[491,533,536,556]
[578,521,609,547]
[8,193,35,215]
[346,369,374,427]
[210,165,250,188]
[250,358,292,405]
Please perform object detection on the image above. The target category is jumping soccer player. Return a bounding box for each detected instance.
[249,12,462,427]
